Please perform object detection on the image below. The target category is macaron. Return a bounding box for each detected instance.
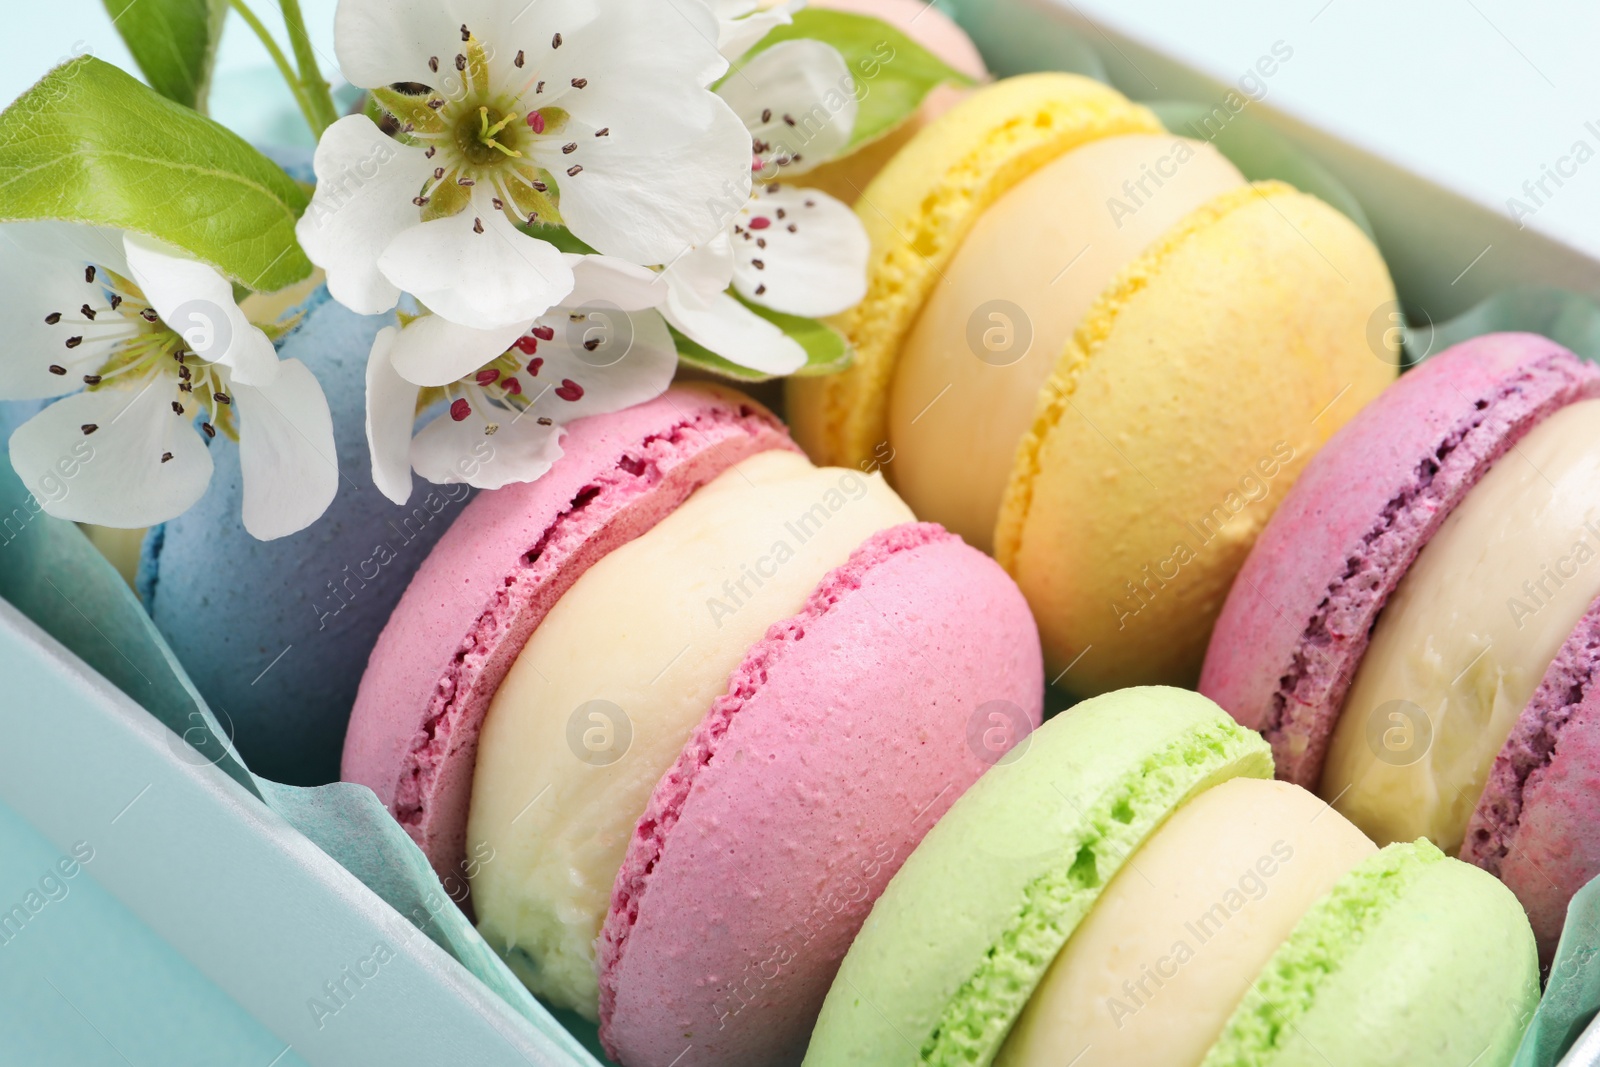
[343,382,1044,1067]
[1201,331,1600,960]
[786,72,1398,697]
[806,687,1539,1067]
[800,0,988,206]
[138,288,468,785]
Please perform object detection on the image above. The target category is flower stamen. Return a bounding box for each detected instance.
[41,263,247,440]
[479,105,523,158]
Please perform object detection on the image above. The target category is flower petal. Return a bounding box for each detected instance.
[0,223,130,400]
[386,313,532,388]
[4,221,129,276]
[704,0,758,15]
[565,254,668,311]
[334,0,500,88]
[663,284,805,375]
[410,407,566,491]
[715,0,802,60]
[8,378,212,527]
[518,0,750,262]
[520,0,726,101]
[122,234,280,387]
[364,326,422,505]
[520,306,678,421]
[719,39,857,178]
[377,204,575,330]
[296,116,435,317]
[661,232,737,302]
[541,96,752,264]
[231,358,339,540]
[731,184,867,316]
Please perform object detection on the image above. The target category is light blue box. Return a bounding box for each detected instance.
[0,598,586,1066]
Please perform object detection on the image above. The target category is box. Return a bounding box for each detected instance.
[4,2,1598,1064]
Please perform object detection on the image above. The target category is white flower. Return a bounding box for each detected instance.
[0,223,338,539]
[298,0,753,334]
[724,181,867,315]
[366,257,676,503]
[654,38,869,374]
[698,0,805,60]
[720,39,858,181]
[658,231,805,375]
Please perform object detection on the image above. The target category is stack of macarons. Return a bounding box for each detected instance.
[787,71,1398,697]
[808,687,1539,1067]
[342,383,1043,1067]
[1203,332,1600,961]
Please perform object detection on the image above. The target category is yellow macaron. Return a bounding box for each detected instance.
[787,72,1398,694]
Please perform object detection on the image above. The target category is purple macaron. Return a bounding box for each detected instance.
[1201,332,1600,958]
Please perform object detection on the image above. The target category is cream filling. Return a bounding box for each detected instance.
[466,449,912,1015]
[996,778,1375,1067]
[1324,398,1600,852]
[885,133,1245,551]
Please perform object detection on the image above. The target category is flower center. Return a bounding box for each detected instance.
[413,322,594,435]
[372,29,572,229]
[456,104,523,167]
[42,265,240,446]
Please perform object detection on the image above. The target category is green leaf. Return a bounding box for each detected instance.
[741,9,975,150]
[102,0,228,113]
[753,299,852,375]
[0,57,312,292]
[671,296,852,382]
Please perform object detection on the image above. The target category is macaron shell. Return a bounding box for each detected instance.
[1200,333,1600,787]
[1463,598,1600,961]
[596,523,1043,1067]
[143,290,468,786]
[803,687,1273,1067]
[995,182,1395,694]
[787,73,1162,469]
[341,385,794,880]
[1202,842,1538,1067]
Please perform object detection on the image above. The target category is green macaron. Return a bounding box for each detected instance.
[1206,840,1538,1067]
[804,687,1539,1067]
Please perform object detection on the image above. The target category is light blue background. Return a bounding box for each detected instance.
[1062,0,1600,264]
[8,0,1600,261]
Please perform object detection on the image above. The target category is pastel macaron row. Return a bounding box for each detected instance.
[1203,332,1600,960]
[342,384,1043,1067]
[787,72,1398,697]
[806,687,1539,1067]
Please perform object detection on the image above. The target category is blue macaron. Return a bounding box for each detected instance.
[139,287,471,784]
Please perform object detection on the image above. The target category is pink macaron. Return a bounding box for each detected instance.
[342,384,795,876]
[1201,332,1600,959]
[343,382,1043,1066]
